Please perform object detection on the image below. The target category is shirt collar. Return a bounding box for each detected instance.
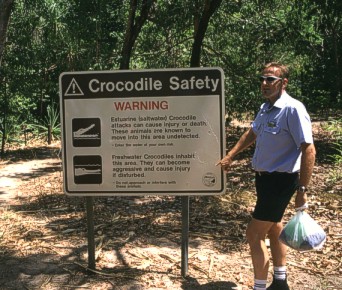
[273,91,289,109]
[265,91,289,110]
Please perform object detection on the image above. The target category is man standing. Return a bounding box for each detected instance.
[217,63,316,290]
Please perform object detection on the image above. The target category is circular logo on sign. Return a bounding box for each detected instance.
[202,172,216,187]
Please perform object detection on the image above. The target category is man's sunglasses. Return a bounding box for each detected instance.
[259,76,282,83]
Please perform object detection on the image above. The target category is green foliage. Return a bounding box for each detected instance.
[324,119,342,164]
[323,118,342,184]
[0,115,25,149]
[29,103,61,141]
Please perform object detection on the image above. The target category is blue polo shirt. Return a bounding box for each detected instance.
[251,92,314,173]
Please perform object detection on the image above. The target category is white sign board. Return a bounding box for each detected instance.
[59,68,226,196]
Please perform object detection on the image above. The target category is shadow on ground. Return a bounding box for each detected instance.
[182,277,238,289]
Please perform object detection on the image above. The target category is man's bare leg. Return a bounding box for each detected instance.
[246,218,275,279]
[266,222,289,289]
[268,222,287,267]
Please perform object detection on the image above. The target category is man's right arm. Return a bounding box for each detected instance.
[216,128,256,171]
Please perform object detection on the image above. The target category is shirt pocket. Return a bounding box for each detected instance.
[264,124,281,134]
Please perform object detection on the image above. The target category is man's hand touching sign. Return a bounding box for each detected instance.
[216,154,234,172]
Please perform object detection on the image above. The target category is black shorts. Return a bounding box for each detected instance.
[253,172,299,222]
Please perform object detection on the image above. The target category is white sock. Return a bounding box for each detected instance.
[274,265,287,280]
[254,278,267,290]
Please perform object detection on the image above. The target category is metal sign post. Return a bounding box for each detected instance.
[59,68,226,275]
[86,197,95,270]
[181,196,190,277]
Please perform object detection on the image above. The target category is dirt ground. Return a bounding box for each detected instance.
[0,122,341,290]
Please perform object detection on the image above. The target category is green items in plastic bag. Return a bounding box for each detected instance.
[279,211,326,251]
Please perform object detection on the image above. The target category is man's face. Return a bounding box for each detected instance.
[260,67,284,102]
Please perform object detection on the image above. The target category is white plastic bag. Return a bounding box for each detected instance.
[279,211,326,251]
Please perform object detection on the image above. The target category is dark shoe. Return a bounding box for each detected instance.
[267,278,290,290]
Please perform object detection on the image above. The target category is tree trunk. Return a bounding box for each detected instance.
[0,0,13,157]
[0,0,14,67]
[120,0,155,70]
[190,0,222,67]
[0,78,8,157]
[332,22,341,102]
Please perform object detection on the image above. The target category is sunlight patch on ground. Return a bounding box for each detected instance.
[0,177,16,188]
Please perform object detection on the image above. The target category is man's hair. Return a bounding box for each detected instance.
[263,62,289,79]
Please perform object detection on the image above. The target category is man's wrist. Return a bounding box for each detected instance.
[296,185,308,193]
[226,153,234,160]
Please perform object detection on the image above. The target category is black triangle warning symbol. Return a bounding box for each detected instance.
[65,78,84,96]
